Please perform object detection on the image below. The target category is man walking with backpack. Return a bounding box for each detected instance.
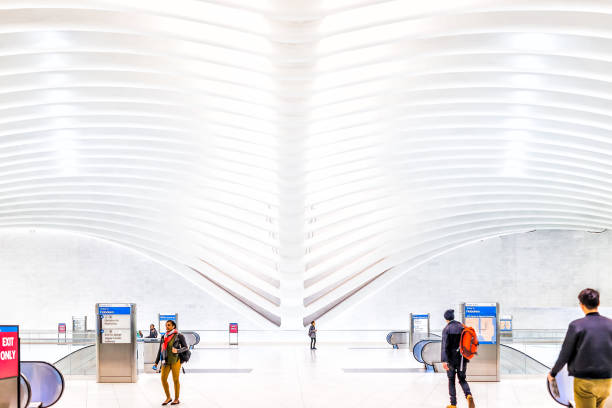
[441,309,475,408]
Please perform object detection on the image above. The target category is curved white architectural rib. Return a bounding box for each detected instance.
[1,0,612,328]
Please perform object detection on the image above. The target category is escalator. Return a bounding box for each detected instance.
[386,331,407,349]
[19,361,65,408]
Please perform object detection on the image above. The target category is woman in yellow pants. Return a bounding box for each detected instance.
[153,320,188,405]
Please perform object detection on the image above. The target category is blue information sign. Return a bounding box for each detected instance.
[99,306,131,315]
[0,326,18,333]
[464,303,497,345]
[159,314,177,335]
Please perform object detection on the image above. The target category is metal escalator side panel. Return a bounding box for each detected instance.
[413,339,434,363]
[19,373,32,408]
[421,341,442,367]
[20,362,65,408]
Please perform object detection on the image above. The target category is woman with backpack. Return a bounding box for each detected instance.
[152,320,189,405]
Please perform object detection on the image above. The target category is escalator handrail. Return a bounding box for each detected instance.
[412,339,439,363]
[21,361,65,407]
[421,340,443,366]
[386,331,407,346]
[20,373,32,408]
[53,344,94,365]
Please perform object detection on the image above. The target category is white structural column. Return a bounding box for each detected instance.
[272,2,321,328]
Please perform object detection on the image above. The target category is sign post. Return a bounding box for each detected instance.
[500,315,513,340]
[58,323,67,344]
[72,315,88,344]
[0,325,20,408]
[229,323,238,346]
[72,316,87,332]
[461,302,500,382]
[409,313,430,349]
[158,313,178,335]
[96,303,138,383]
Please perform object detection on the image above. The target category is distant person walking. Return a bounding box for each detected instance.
[309,321,317,350]
[441,309,475,408]
[153,320,189,405]
[548,288,612,408]
[147,323,159,338]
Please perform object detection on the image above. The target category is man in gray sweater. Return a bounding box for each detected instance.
[548,288,612,408]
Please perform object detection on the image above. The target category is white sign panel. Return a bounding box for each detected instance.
[412,314,429,334]
[99,306,132,344]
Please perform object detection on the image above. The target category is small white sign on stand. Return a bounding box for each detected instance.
[229,323,238,346]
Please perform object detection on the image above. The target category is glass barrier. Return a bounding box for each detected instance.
[53,345,96,376]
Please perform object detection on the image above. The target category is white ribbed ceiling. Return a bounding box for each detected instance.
[2,0,612,328]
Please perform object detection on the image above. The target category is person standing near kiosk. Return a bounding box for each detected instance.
[153,320,189,406]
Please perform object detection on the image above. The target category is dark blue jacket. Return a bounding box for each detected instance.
[441,320,465,365]
[551,312,612,379]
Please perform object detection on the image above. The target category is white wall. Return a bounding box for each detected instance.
[324,230,612,331]
[0,229,262,331]
[1,229,610,333]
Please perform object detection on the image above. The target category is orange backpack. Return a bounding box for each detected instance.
[459,325,479,360]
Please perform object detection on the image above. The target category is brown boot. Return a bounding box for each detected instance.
[467,394,475,408]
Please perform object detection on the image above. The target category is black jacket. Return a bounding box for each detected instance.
[155,332,189,365]
[551,312,612,379]
[147,328,158,338]
[441,320,465,366]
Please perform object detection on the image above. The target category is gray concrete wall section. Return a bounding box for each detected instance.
[0,229,253,330]
[0,229,610,331]
[326,230,612,330]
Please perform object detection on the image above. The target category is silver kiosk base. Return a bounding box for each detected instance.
[96,303,138,383]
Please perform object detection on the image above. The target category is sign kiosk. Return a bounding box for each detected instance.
[460,302,500,382]
[409,313,430,348]
[158,313,178,335]
[0,325,20,408]
[500,315,513,340]
[72,316,87,332]
[96,303,138,383]
[58,323,67,344]
[229,323,238,346]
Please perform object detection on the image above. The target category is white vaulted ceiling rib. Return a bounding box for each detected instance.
[1,0,612,327]
[302,0,612,323]
[0,0,283,326]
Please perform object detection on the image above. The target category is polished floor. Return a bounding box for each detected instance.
[49,344,563,408]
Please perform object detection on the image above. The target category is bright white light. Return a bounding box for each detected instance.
[508,33,559,53]
[36,31,72,49]
[53,131,79,176]
[511,74,543,89]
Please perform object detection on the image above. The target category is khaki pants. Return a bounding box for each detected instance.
[161,361,181,399]
[574,378,612,408]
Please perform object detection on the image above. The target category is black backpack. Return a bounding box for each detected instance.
[177,333,191,363]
